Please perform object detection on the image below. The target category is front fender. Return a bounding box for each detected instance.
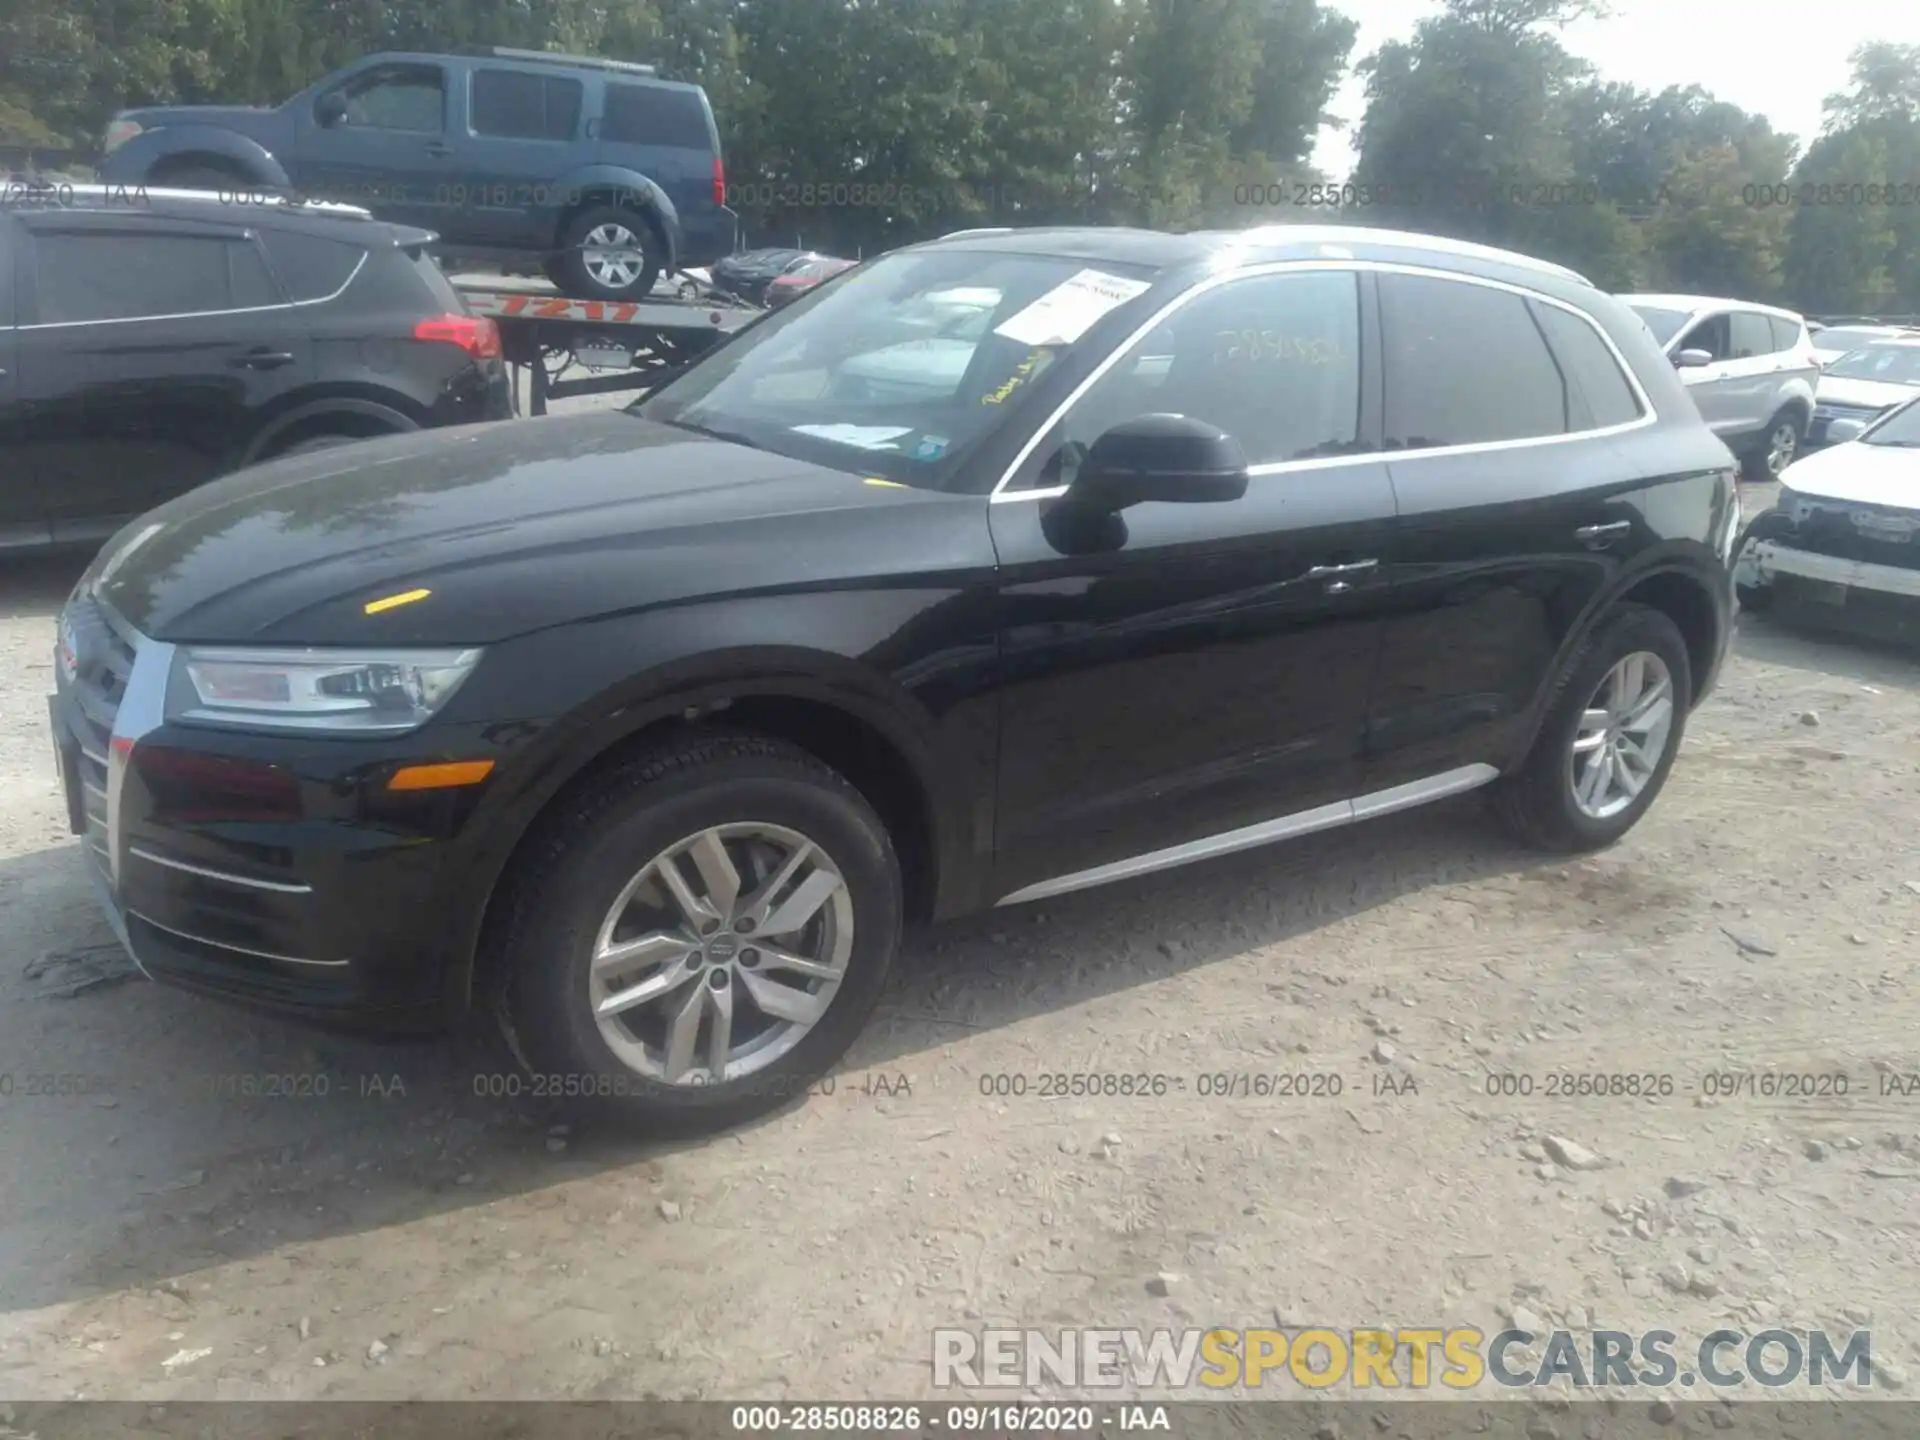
[552,164,681,269]
[99,126,289,188]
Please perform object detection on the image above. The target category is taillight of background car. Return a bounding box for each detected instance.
[412,314,502,360]
[713,156,727,207]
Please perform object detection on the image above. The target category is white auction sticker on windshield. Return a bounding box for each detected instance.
[993,269,1153,348]
[790,423,914,450]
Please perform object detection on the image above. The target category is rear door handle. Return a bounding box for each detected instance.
[231,349,295,370]
[1575,520,1632,547]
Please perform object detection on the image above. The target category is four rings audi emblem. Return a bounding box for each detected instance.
[57,614,80,686]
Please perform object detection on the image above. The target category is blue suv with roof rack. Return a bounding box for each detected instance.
[97,47,738,302]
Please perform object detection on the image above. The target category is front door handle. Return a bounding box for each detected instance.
[1575,520,1632,547]
[424,141,452,157]
[231,349,295,370]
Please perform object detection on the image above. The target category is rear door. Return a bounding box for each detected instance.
[1365,268,1654,790]
[451,65,586,247]
[290,58,453,232]
[11,215,315,542]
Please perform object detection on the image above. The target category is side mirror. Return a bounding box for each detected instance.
[1064,414,1249,512]
[1826,417,1868,444]
[1673,348,1714,370]
[314,92,349,128]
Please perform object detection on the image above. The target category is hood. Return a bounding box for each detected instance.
[1816,375,1919,411]
[120,104,280,137]
[1784,440,1920,510]
[91,411,952,646]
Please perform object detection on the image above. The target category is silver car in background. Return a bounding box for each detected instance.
[1623,294,1821,480]
[1807,336,1920,450]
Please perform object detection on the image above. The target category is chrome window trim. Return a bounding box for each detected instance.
[16,249,369,331]
[988,259,1659,505]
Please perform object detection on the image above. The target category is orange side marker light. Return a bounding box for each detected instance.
[387,760,495,791]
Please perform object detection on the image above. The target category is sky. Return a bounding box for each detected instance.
[1309,0,1920,180]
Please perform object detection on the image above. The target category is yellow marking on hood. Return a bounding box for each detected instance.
[863,477,907,489]
[364,587,432,615]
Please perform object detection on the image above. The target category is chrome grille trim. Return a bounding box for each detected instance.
[127,846,315,895]
[128,909,350,968]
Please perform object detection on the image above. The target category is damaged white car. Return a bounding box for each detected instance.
[1735,394,1920,642]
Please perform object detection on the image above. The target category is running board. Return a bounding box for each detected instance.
[994,763,1501,907]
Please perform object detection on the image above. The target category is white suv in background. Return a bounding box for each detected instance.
[1622,294,1821,480]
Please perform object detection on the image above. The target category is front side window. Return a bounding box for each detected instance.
[34,232,278,323]
[1822,344,1920,386]
[471,69,582,141]
[1673,313,1731,362]
[1017,269,1362,490]
[338,64,445,133]
[1629,305,1690,347]
[641,249,1160,486]
[1380,272,1569,447]
[1729,311,1775,359]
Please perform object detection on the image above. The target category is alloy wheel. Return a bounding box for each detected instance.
[1767,422,1798,476]
[588,822,852,1084]
[1567,651,1676,821]
[581,223,647,290]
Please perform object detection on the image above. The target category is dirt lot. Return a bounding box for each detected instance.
[2,476,1919,1406]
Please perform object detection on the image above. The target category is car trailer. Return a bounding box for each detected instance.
[451,274,764,416]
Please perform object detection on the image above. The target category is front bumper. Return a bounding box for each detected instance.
[1738,538,1920,642]
[49,598,498,1032]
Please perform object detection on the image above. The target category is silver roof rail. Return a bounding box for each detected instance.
[484,47,658,77]
[940,227,1015,240]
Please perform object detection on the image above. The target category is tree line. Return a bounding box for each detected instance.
[4,0,1919,314]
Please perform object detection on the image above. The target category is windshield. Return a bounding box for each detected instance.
[1813,326,1894,353]
[639,249,1160,486]
[1822,343,1920,385]
[1629,305,1690,346]
[1862,396,1920,448]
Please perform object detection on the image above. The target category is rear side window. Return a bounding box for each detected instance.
[1729,311,1775,359]
[1380,272,1568,447]
[601,83,712,150]
[471,69,583,141]
[1530,300,1644,430]
[260,229,367,302]
[1767,315,1803,352]
[33,232,280,323]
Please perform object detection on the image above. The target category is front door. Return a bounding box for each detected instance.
[290,58,454,232]
[12,216,313,543]
[1671,311,1753,441]
[988,266,1396,903]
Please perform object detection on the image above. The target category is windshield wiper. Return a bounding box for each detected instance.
[663,417,763,451]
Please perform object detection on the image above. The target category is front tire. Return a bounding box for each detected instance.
[494,732,902,1134]
[1493,603,1693,853]
[550,206,664,301]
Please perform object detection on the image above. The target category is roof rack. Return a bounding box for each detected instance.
[482,47,658,77]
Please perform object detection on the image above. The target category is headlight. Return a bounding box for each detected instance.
[169,647,483,734]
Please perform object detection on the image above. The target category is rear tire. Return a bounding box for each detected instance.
[1742,410,1803,482]
[1493,604,1693,854]
[492,731,902,1135]
[551,206,664,301]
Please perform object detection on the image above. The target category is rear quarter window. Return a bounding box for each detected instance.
[1530,300,1644,430]
[1767,315,1803,352]
[260,229,367,302]
[601,84,713,150]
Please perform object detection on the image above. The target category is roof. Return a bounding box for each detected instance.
[921,223,1593,286]
[1620,293,1807,321]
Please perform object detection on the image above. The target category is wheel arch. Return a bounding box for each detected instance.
[114,129,289,189]
[452,666,956,1018]
[241,395,420,465]
[551,166,679,271]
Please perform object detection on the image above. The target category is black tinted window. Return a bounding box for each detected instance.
[260,229,366,301]
[339,64,444,132]
[1768,315,1803,352]
[471,69,582,141]
[1729,311,1774,359]
[1531,300,1643,430]
[601,84,712,150]
[1381,273,1566,446]
[34,232,274,323]
[1052,270,1362,472]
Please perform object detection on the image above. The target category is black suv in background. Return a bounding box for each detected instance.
[97,48,738,302]
[53,224,1735,1135]
[0,187,511,553]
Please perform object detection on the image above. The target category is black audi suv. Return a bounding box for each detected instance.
[50,224,1738,1133]
[1,185,512,553]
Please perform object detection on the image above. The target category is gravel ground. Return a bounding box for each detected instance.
[2,472,1919,1406]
